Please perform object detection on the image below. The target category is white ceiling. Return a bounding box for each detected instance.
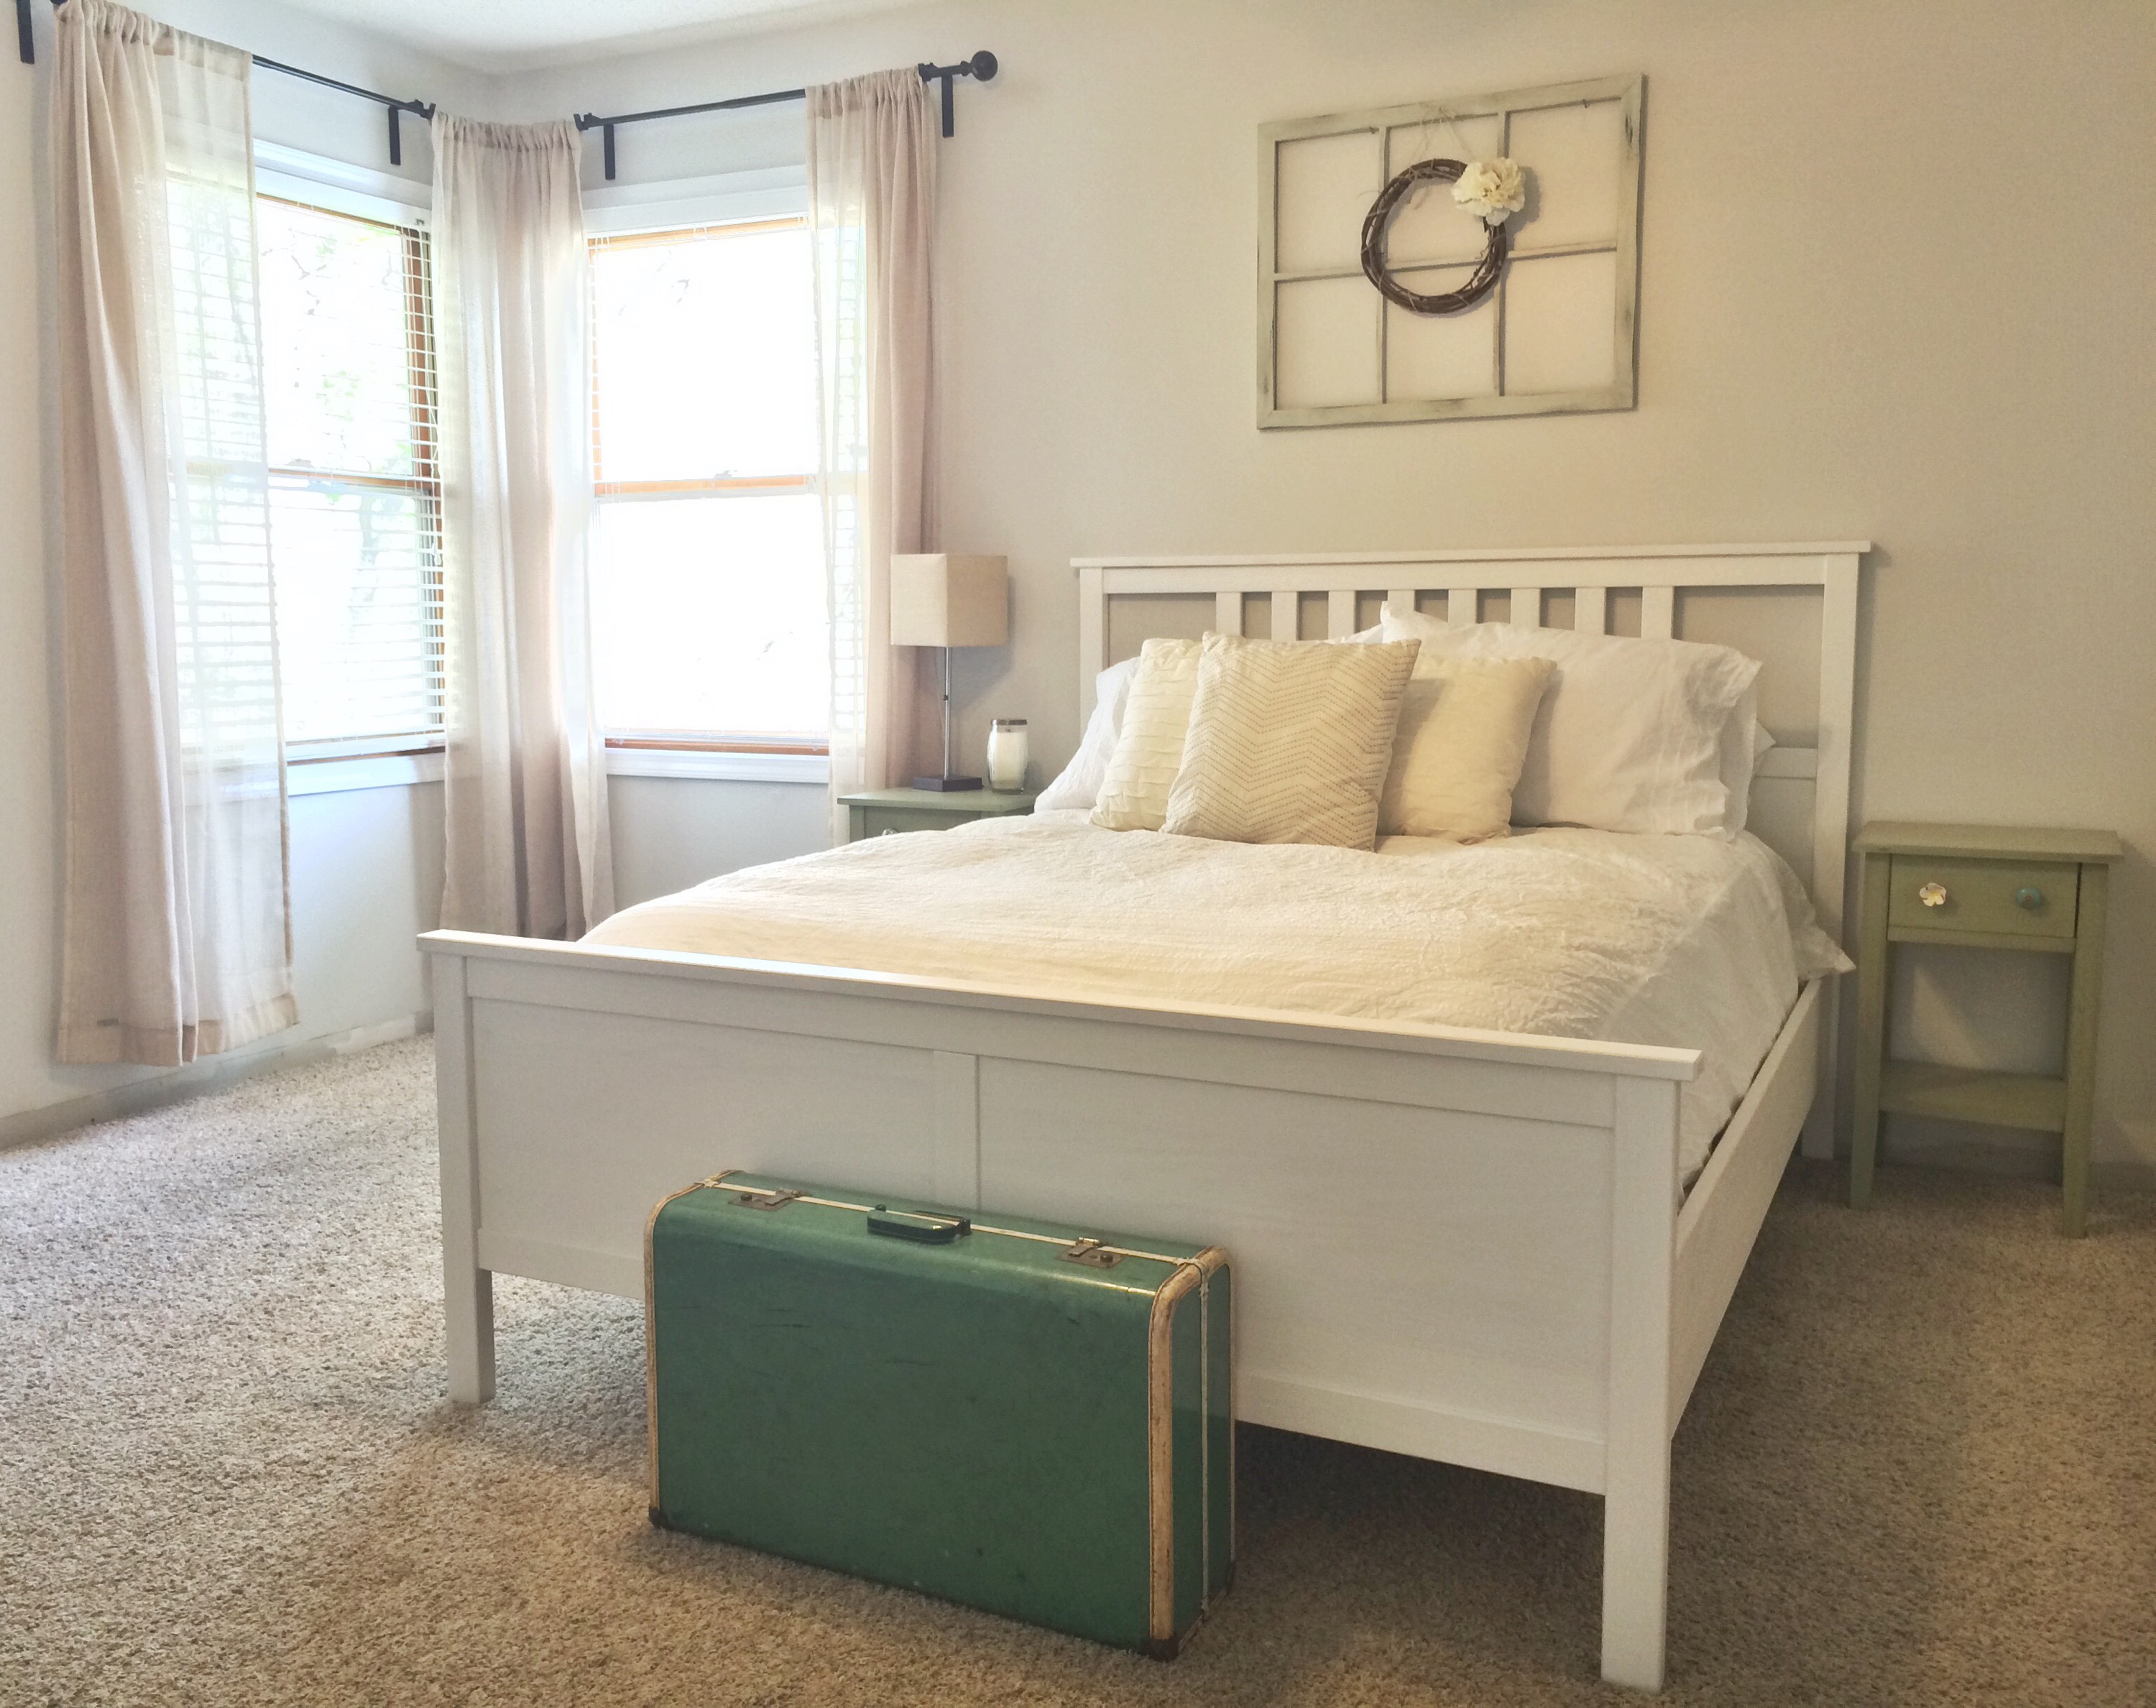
[282,0,943,73]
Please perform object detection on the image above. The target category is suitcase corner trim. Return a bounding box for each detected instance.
[1147,1244,1230,1648]
[645,1170,740,1515]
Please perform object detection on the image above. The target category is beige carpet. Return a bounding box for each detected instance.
[1,1038,2151,1707]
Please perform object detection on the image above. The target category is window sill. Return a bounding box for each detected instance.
[283,748,827,791]
[287,750,445,796]
[606,748,829,784]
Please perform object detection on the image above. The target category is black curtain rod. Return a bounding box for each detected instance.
[32,0,436,165]
[576,51,996,180]
[21,4,994,181]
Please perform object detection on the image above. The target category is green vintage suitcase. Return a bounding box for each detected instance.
[645,1171,1232,1656]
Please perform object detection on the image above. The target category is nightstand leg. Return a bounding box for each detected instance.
[2060,865,2108,1237]
[1850,854,1892,1208]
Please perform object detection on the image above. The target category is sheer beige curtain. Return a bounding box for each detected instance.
[51,0,296,1066]
[433,117,612,938]
[808,69,941,844]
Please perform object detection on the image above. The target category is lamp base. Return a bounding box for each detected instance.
[911,774,984,793]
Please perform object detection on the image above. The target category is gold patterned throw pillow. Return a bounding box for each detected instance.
[1378,655,1556,841]
[1161,632,1420,849]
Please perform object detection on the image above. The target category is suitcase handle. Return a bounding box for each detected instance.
[867,1206,972,1245]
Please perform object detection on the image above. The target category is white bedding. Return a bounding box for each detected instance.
[586,812,1849,1179]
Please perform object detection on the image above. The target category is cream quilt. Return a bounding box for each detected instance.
[586,811,1849,1178]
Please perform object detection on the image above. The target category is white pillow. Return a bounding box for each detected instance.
[1379,607,1761,836]
[1161,632,1420,849]
[1717,683,1769,837]
[1379,655,1555,841]
[1036,656,1140,811]
[1374,607,1774,824]
[1089,638,1202,831]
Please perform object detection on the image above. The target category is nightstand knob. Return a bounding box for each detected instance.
[2015,886,2043,910]
[1917,882,1948,908]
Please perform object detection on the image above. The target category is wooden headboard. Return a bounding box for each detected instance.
[1070,543,1867,947]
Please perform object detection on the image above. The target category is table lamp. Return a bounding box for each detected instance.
[889,553,1009,792]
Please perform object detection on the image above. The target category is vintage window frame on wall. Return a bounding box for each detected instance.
[1257,73,1644,430]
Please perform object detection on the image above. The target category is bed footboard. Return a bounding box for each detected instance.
[425,931,1823,1691]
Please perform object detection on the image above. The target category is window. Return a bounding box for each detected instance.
[256,195,443,757]
[588,217,826,752]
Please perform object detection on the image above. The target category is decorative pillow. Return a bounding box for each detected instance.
[1380,606,1761,836]
[1036,656,1140,811]
[1378,655,1556,841]
[1089,639,1202,831]
[1161,632,1420,849]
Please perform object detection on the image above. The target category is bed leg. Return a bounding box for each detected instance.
[1800,976,1838,1161]
[1602,1076,1678,1691]
[433,951,495,1403]
[446,1263,496,1404]
[1601,1436,1672,1690]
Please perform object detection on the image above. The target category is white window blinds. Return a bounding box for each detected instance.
[257,196,444,754]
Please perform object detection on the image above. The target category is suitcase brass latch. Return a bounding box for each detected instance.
[1061,1237,1123,1269]
[734,1188,802,1211]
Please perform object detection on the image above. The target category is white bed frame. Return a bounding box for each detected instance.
[422,541,1865,1691]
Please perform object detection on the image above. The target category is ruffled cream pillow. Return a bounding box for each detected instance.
[1161,632,1420,849]
[1089,638,1202,831]
[1378,655,1555,841]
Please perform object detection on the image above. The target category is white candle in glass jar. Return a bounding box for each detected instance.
[986,719,1028,792]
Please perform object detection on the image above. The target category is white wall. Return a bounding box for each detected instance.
[611,778,829,910]
[6,0,2152,1184]
[510,0,2156,1181]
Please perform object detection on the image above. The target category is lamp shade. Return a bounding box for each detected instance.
[890,553,1008,648]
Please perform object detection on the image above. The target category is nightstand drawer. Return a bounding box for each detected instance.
[858,808,955,838]
[1887,856,2078,938]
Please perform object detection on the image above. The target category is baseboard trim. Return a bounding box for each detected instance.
[0,1012,433,1153]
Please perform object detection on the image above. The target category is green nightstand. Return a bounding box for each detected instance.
[841,786,1037,842]
[1850,821,2124,1234]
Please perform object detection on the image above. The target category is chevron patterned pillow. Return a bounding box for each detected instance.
[1162,633,1420,849]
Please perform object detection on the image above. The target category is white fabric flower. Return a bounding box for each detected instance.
[1452,157,1527,226]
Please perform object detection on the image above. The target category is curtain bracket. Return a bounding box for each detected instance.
[916,51,997,139]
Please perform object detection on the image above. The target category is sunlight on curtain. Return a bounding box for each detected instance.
[433,116,612,939]
[808,69,941,844]
[52,0,294,1066]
